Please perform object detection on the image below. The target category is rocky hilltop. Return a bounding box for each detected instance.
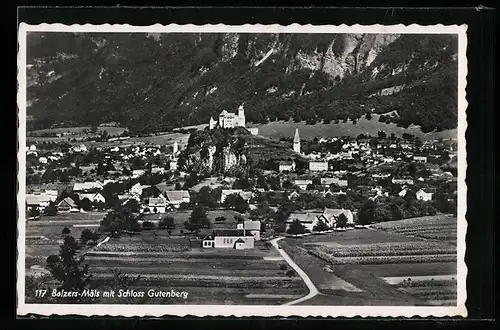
[26,32,458,134]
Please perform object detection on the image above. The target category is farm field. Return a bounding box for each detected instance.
[24,225,308,305]
[84,232,307,305]
[248,117,457,142]
[283,216,458,306]
[371,215,457,243]
[24,212,107,275]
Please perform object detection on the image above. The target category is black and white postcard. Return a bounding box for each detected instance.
[17,23,468,317]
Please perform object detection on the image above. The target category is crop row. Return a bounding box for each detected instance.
[395,279,457,288]
[90,276,304,289]
[315,248,456,258]
[85,251,264,260]
[310,249,457,265]
[315,241,453,252]
[94,243,190,253]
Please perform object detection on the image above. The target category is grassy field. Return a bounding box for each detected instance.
[27,129,190,148]
[371,215,457,243]
[283,217,458,306]
[248,117,457,141]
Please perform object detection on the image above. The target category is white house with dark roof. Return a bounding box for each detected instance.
[143,196,167,213]
[285,212,321,232]
[73,181,103,192]
[236,220,261,241]
[57,197,79,212]
[164,190,191,208]
[78,193,106,204]
[294,180,313,190]
[202,229,255,249]
[318,208,354,227]
[416,188,435,201]
[278,160,295,172]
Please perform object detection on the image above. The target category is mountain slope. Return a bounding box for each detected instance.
[26,32,459,134]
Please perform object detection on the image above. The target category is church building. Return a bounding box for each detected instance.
[293,128,301,154]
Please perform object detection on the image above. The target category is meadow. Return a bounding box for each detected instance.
[248,116,457,141]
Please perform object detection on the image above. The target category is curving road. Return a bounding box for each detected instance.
[270,237,320,305]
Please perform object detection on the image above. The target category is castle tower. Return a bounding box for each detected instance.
[238,104,246,128]
[209,117,217,130]
[293,128,301,154]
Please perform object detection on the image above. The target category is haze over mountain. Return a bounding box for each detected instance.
[26,32,458,134]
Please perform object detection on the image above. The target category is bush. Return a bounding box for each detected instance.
[142,221,156,229]
[62,227,71,235]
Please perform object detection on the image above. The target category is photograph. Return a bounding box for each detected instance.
[17,23,467,317]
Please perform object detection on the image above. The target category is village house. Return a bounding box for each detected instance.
[416,188,435,201]
[294,180,313,191]
[202,229,255,249]
[73,181,103,192]
[309,160,328,172]
[72,144,88,153]
[57,197,79,213]
[236,220,261,241]
[220,189,253,204]
[25,194,50,212]
[413,155,428,163]
[320,177,348,187]
[130,183,149,196]
[143,196,167,213]
[132,169,146,178]
[38,157,48,164]
[318,208,354,227]
[169,159,178,171]
[78,192,106,204]
[392,178,415,185]
[44,190,58,202]
[164,190,191,208]
[285,212,320,232]
[151,167,165,175]
[278,160,296,172]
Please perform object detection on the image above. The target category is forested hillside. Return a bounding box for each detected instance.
[26,32,458,134]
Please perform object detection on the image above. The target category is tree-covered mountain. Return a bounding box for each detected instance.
[26,32,458,134]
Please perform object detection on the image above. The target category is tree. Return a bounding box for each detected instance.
[45,236,92,300]
[142,221,156,229]
[215,216,226,223]
[79,198,93,211]
[313,218,329,232]
[28,207,40,218]
[160,216,175,229]
[279,264,288,272]
[224,193,249,213]
[285,269,295,279]
[185,205,209,234]
[62,227,71,235]
[195,186,219,209]
[287,219,306,235]
[80,229,97,244]
[358,200,376,225]
[336,213,348,228]
[99,206,140,234]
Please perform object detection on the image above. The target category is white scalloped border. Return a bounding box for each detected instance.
[17,23,468,318]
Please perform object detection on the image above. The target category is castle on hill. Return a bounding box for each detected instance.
[209,104,246,130]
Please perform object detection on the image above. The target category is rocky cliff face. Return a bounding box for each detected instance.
[26,32,458,133]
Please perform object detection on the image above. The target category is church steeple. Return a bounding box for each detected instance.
[293,128,301,154]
